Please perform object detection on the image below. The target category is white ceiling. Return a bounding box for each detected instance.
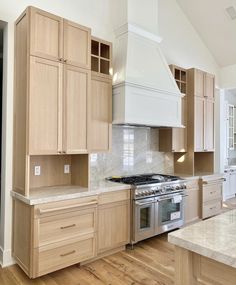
[176,0,236,67]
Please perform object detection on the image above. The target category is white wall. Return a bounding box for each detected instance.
[0,0,114,267]
[158,0,220,86]
[221,64,236,90]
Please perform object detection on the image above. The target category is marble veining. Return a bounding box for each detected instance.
[168,210,236,268]
[90,126,173,183]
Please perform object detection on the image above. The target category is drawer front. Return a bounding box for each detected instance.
[37,234,96,276]
[98,190,130,205]
[202,200,222,219]
[34,195,98,218]
[202,184,222,202]
[38,207,97,247]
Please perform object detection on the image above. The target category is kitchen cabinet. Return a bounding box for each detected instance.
[12,195,98,278]
[64,65,90,153]
[200,176,224,219]
[159,65,187,153]
[30,7,91,69]
[229,169,236,199]
[15,7,91,156]
[184,179,200,225]
[188,68,215,152]
[97,190,130,254]
[29,57,63,154]
[29,57,90,155]
[13,189,130,278]
[89,37,112,152]
[88,75,112,152]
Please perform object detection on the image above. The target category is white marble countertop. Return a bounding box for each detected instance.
[11,181,131,205]
[168,210,236,268]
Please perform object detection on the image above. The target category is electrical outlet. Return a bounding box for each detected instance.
[64,164,70,174]
[34,166,41,176]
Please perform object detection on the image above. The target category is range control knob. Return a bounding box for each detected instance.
[175,186,180,190]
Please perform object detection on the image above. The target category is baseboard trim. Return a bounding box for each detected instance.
[0,247,15,267]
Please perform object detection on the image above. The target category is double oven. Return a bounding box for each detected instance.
[133,191,184,244]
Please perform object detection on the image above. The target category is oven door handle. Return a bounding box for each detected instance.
[156,194,188,202]
[135,201,155,206]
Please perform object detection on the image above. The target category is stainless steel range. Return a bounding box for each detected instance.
[108,174,186,245]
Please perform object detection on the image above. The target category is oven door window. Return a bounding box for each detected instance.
[140,207,151,229]
[159,198,182,224]
[136,201,155,232]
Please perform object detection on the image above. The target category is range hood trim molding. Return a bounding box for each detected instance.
[114,23,163,44]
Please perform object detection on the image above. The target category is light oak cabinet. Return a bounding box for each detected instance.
[29,57,90,155]
[88,75,112,152]
[89,37,113,152]
[97,190,130,254]
[159,65,187,153]
[184,179,200,225]
[188,68,215,152]
[15,7,91,156]
[13,190,130,278]
[200,176,224,219]
[30,7,91,69]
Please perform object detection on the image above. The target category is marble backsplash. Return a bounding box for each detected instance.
[90,126,174,184]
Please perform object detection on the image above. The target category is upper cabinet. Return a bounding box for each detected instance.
[29,7,91,69]
[15,7,92,156]
[188,68,215,152]
[88,37,113,152]
[159,65,187,153]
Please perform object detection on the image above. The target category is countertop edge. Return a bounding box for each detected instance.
[168,234,236,268]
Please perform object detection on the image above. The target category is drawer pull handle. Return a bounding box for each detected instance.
[210,191,216,194]
[210,207,216,210]
[38,200,97,215]
[60,224,76,230]
[60,250,76,257]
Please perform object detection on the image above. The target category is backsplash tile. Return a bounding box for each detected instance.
[90,126,174,183]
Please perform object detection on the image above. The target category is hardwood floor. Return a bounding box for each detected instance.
[0,234,174,285]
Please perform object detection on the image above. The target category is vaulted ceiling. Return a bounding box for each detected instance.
[176,0,236,67]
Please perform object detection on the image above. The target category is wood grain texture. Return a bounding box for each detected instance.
[2,234,175,284]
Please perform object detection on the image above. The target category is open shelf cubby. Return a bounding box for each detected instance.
[169,64,187,95]
[91,37,112,77]
[29,154,89,191]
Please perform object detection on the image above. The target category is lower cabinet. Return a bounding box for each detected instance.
[12,189,130,278]
[98,192,130,254]
[200,176,224,219]
[184,179,201,225]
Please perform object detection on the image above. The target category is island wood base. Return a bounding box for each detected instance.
[175,246,236,285]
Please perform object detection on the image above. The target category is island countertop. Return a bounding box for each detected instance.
[168,209,236,268]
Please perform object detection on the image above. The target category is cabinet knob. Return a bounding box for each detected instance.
[64,59,67,63]
[59,58,63,62]
[58,151,62,154]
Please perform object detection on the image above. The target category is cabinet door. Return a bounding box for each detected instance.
[30,7,63,61]
[64,65,90,153]
[194,69,205,97]
[184,187,200,224]
[204,99,214,151]
[98,201,130,253]
[229,171,236,198]
[204,72,215,99]
[88,76,112,152]
[172,97,187,152]
[29,57,63,154]
[194,97,205,151]
[63,20,91,69]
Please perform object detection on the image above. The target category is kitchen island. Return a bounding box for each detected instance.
[168,210,236,285]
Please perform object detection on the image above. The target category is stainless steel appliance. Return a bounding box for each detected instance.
[107,174,186,244]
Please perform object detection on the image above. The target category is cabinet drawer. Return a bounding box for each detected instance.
[34,195,98,218]
[36,234,95,276]
[202,200,222,219]
[37,207,97,247]
[98,190,130,205]
[202,184,222,202]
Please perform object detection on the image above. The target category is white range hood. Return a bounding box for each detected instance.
[112,2,183,128]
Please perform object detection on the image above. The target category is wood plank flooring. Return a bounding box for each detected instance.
[0,234,175,285]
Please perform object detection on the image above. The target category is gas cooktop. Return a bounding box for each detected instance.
[107,173,180,186]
